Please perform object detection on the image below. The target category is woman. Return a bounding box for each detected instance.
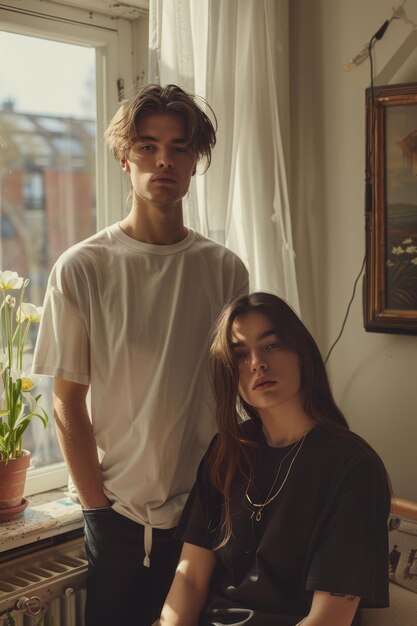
[159,293,391,626]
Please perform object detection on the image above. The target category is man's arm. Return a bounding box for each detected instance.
[53,377,110,509]
[296,591,360,626]
[159,542,215,626]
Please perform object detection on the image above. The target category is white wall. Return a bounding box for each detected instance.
[290,0,417,500]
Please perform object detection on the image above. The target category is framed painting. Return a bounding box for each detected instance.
[364,82,417,334]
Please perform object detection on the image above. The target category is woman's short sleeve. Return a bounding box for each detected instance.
[305,450,391,608]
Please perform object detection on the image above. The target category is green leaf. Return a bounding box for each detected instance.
[14,424,27,442]
[15,410,48,431]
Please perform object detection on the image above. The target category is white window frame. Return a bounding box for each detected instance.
[0,0,139,494]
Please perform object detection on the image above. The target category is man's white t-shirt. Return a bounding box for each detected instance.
[33,224,248,530]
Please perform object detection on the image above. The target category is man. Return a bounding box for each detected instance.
[32,84,248,626]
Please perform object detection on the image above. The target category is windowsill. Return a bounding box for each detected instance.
[24,462,69,497]
[0,489,84,553]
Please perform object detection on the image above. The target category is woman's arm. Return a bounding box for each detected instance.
[159,542,215,626]
[297,591,360,626]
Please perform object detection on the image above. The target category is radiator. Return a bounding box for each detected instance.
[0,537,87,626]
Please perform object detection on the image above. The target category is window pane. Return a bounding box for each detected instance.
[0,32,96,469]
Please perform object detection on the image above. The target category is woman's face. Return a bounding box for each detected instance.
[231,311,302,413]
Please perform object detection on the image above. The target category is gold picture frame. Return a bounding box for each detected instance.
[364,82,417,334]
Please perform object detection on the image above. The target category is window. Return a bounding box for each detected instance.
[23,170,45,211]
[0,0,138,494]
[0,31,97,474]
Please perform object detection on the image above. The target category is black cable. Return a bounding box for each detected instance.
[324,253,367,364]
[324,26,384,365]
[373,19,390,41]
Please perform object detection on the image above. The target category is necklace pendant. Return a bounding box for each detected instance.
[245,433,307,523]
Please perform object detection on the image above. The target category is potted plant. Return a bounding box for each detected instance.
[0,270,48,521]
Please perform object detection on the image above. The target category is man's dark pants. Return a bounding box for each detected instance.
[83,508,182,626]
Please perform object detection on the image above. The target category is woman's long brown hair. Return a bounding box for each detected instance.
[207,292,353,547]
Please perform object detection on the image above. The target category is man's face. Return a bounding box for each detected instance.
[120,112,198,209]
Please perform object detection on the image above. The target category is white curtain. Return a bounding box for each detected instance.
[149,0,299,312]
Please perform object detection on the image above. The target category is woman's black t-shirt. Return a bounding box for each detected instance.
[176,423,391,626]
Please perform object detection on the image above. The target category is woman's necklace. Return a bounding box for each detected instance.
[245,432,307,522]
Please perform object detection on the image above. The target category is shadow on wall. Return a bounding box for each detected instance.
[289,1,329,346]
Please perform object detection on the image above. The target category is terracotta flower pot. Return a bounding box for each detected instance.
[0,450,31,510]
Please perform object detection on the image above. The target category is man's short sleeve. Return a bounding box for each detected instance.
[32,284,90,385]
[305,451,390,608]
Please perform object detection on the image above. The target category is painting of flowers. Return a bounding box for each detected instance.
[385,105,417,310]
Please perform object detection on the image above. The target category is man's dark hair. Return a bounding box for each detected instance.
[105,83,217,170]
